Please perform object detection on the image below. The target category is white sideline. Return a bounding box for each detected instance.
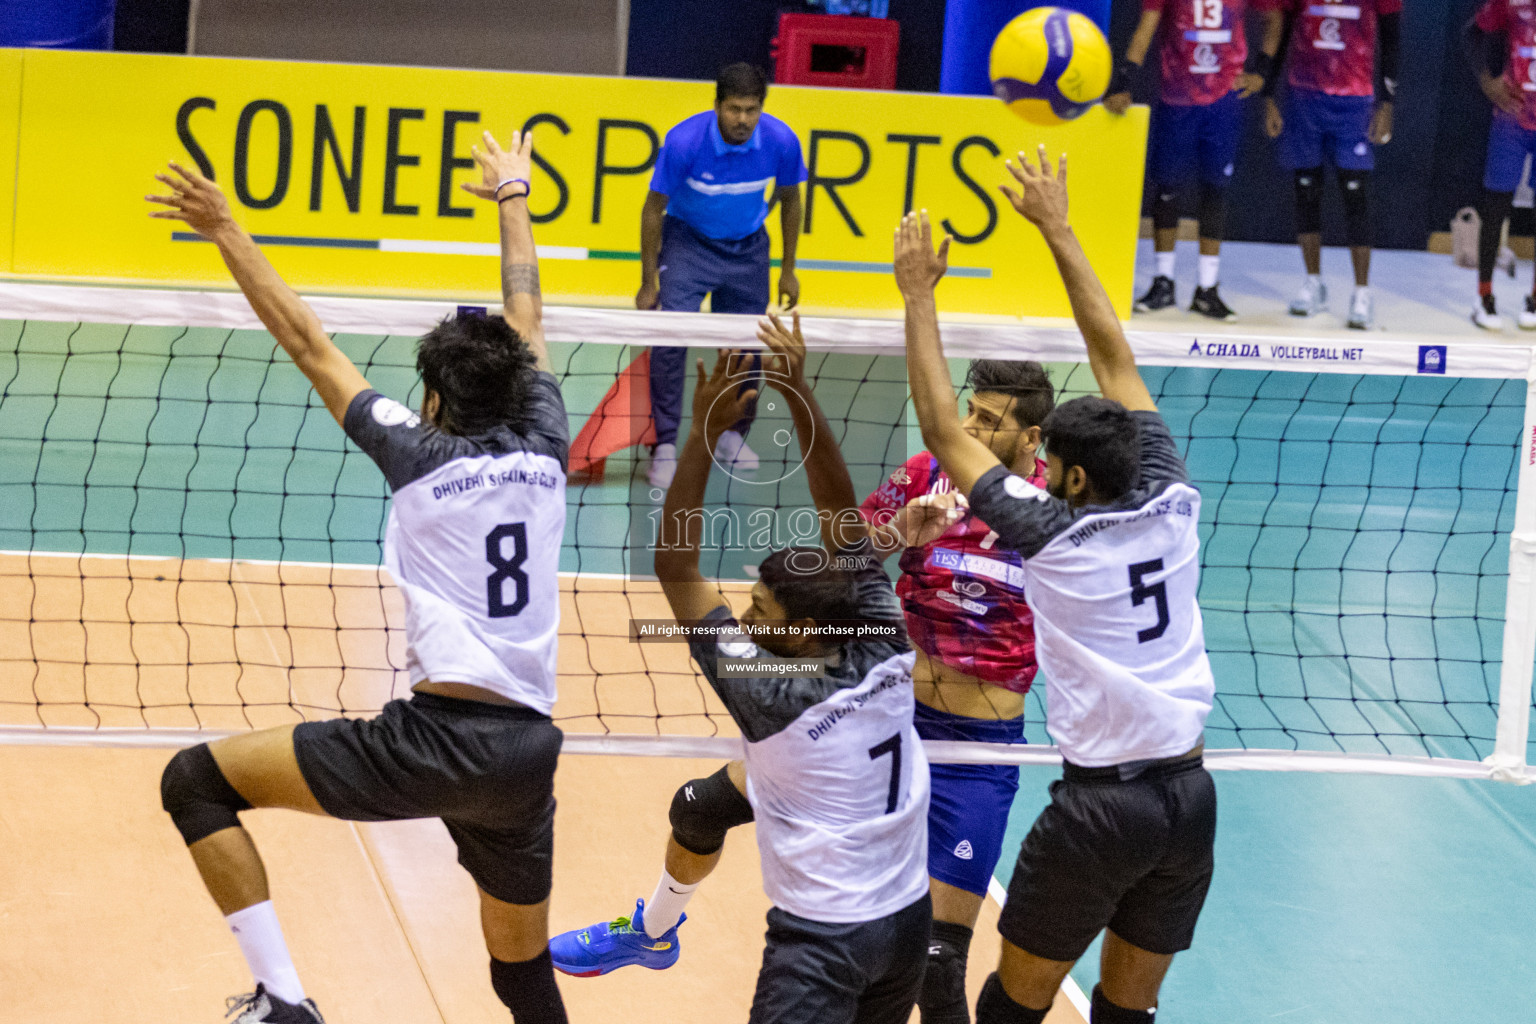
[2,727,1531,781]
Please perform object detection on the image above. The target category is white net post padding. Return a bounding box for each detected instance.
[1490,364,1536,783]
[2,282,1535,782]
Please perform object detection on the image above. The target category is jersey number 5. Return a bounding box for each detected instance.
[486,522,530,618]
[1129,559,1170,643]
[868,733,903,814]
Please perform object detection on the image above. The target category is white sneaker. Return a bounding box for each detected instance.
[1346,287,1373,330]
[1520,295,1536,330]
[647,442,677,490]
[1289,278,1327,317]
[713,430,759,473]
[1474,296,1505,331]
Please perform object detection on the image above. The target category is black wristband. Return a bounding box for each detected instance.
[1245,50,1275,83]
[1109,59,1140,96]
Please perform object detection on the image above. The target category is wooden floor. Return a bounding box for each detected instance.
[0,744,1085,1024]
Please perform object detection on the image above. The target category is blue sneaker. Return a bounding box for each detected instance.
[549,898,684,977]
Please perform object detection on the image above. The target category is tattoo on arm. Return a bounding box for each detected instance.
[503,263,541,300]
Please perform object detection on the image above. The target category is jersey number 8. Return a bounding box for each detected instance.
[486,522,530,618]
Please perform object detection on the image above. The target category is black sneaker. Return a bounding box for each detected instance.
[225,985,325,1024]
[1134,275,1177,312]
[1190,285,1238,322]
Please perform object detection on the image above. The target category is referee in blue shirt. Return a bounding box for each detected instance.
[640,63,808,489]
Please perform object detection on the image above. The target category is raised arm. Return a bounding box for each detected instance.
[653,351,758,623]
[147,163,370,426]
[462,129,549,372]
[895,211,1005,499]
[1000,147,1156,413]
[757,312,866,552]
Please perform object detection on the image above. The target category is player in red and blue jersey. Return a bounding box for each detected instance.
[1259,0,1402,329]
[858,358,1053,1024]
[1108,0,1283,322]
[1468,0,1536,331]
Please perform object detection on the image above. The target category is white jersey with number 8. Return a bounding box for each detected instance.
[343,376,569,714]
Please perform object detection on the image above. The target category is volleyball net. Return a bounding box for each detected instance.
[1,282,1532,782]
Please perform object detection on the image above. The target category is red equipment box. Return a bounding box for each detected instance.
[772,13,900,90]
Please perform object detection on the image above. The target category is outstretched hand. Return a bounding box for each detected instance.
[146,161,236,240]
[999,145,1069,233]
[757,311,807,394]
[462,128,534,201]
[893,210,950,296]
[692,349,758,441]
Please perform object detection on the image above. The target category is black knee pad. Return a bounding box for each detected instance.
[976,973,1047,1024]
[1196,181,1228,241]
[490,951,567,1024]
[1294,167,1323,235]
[1339,170,1372,247]
[160,743,252,846]
[918,921,972,1024]
[668,764,754,856]
[1151,186,1180,232]
[1091,984,1155,1024]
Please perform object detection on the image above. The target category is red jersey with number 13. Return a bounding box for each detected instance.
[1147,0,1251,106]
[1476,0,1536,131]
[1262,0,1401,97]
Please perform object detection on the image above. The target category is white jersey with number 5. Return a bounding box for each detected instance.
[969,410,1214,767]
[343,376,568,714]
[687,548,929,924]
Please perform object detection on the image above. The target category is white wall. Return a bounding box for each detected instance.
[193,0,622,76]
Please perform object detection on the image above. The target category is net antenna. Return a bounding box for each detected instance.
[1,281,1532,783]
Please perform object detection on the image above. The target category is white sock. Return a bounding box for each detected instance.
[227,901,305,1005]
[1155,251,1176,278]
[644,869,698,938]
[1353,285,1369,299]
[1198,254,1220,289]
[1307,273,1323,288]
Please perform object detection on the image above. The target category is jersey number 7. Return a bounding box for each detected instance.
[868,733,902,814]
[486,522,530,618]
[1129,559,1170,643]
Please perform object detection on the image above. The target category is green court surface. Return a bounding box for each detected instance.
[998,766,1536,1023]
[4,316,1536,1019]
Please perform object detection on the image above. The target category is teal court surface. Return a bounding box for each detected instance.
[2,298,1535,1021]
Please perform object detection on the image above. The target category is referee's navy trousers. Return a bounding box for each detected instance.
[650,216,770,446]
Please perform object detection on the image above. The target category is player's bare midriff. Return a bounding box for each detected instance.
[413,680,529,708]
[911,648,1025,720]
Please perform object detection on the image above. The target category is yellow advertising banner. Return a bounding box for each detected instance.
[8,49,1147,317]
[0,49,23,274]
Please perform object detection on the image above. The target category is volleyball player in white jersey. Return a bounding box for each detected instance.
[896,150,1217,1024]
[588,330,930,1022]
[148,130,571,1024]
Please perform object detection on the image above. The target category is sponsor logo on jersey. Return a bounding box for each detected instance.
[889,468,910,486]
[371,397,420,427]
[938,590,988,616]
[953,839,975,860]
[931,549,1026,590]
[1191,44,1221,73]
[1315,17,1346,50]
[953,579,988,599]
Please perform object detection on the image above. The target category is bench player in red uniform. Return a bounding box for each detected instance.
[1109,0,1283,321]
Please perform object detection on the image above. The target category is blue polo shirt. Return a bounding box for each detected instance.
[650,111,808,242]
